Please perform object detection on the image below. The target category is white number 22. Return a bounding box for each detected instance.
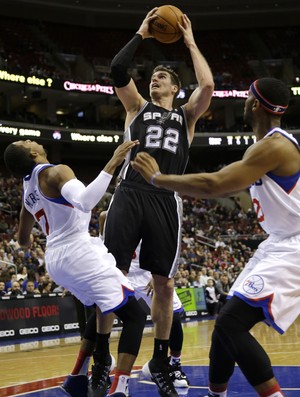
[145,126,179,154]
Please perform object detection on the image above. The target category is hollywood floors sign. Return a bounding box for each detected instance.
[0,294,79,341]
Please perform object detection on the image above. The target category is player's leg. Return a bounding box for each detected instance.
[142,274,179,397]
[151,273,174,359]
[62,309,97,397]
[169,311,190,388]
[107,296,147,396]
[206,296,284,397]
[89,310,115,397]
[140,193,181,397]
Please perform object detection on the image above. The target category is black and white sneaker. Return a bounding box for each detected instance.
[142,360,179,397]
[168,360,190,388]
[88,353,115,397]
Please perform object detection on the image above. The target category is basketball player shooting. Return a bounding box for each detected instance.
[103,7,214,397]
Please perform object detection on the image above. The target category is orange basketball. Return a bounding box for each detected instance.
[149,5,184,44]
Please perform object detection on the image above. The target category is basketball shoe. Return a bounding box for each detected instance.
[88,353,115,397]
[168,358,190,388]
[142,359,179,397]
[61,374,88,397]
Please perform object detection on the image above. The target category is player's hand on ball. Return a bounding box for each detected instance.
[180,14,196,48]
[136,8,158,39]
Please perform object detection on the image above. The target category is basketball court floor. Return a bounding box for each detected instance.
[1,317,299,397]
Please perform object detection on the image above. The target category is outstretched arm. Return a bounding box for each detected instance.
[131,139,282,198]
[179,15,214,139]
[47,140,139,212]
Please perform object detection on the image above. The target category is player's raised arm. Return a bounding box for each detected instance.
[110,9,157,119]
[179,14,214,138]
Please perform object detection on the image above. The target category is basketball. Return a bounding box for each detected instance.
[150,5,184,44]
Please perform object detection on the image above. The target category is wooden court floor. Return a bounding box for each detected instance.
[0,317,299,396]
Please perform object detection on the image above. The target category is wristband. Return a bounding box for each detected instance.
[150,171,161,186]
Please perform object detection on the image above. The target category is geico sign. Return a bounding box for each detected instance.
[42,325,60,332]
[0,329,15,337]
[185,311,198,316]
[64,323,79,330]
[19,327,39,335]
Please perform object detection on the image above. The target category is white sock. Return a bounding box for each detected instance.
[208,388,227,397]
[108,374,130,395]
[170,355,181,365]
[266,393,284,397]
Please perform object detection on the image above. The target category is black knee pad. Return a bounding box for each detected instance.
[169,311,183,353]
[214,296,274,386]
[114,296,147,356]
[215,295,265,335]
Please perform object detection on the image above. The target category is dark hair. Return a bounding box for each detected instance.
[4,143,35,177]
[152,65,181,94]
[256,78,290,110]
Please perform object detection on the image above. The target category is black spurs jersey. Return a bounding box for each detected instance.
[120,101,191,187]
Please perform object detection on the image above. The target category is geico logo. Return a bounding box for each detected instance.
[0,330,15,337]
[64,323,79,330]
[42,339,60,347]
[20,341,39,351]
[64,336,81,344]
[41,325,60,332]
[186,311,197,316]
[0,345,15,352]
[19,327,39,335]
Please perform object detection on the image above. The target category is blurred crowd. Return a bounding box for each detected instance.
[0,173,267,306]
[0,17,300,131]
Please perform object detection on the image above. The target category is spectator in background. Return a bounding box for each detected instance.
[22,269,39,291]
[23,280,39,296]
[199,266,209,286]
[39,280,53,294]
[0,281,6,296]
[5,267,17,291]
[216,273,231,310]
[8,233,20,251]
[17,264,28,281]
[7,280,23,296]
[215,236,226,250]
[192,270,202,287]
[205,278,220,317]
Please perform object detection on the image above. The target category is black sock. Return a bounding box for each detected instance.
[94,332,111,358]
[152,338,169,363]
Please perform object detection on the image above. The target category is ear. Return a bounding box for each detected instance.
[29,150,39,160]
[172,84,179,96]
[252,99,260,112]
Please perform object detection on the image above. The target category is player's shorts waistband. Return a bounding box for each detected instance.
[120,180,175,196]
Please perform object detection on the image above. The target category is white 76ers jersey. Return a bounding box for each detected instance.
[23,164,91,247]
[250,128,300,237]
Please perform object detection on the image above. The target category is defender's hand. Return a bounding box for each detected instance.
[131,152,161,184]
